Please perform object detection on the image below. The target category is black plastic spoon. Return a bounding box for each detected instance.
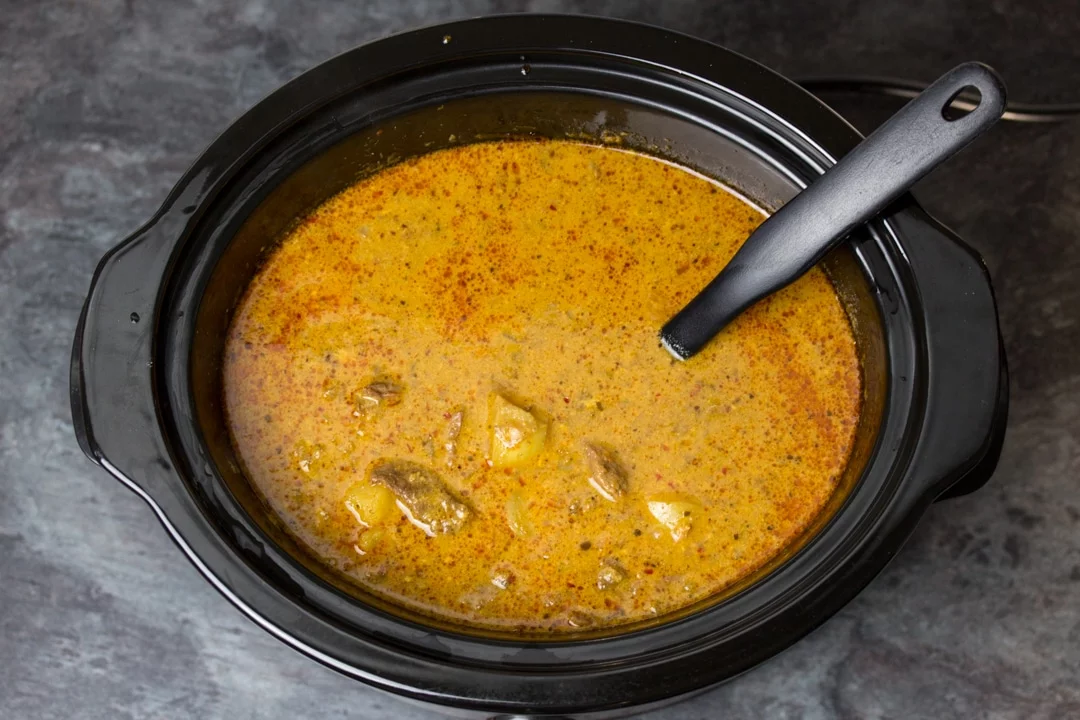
[660,62,1007,360]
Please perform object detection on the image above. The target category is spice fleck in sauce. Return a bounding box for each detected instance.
[224,140,861,633]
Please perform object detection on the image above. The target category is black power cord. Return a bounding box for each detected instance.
[798,75,1080,123]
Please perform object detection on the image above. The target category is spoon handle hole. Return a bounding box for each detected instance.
[942,85,983,121]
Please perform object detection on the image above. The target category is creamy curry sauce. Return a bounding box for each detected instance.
[224,140,861,633]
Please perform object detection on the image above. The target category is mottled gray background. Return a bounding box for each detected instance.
[2,1,1079,718]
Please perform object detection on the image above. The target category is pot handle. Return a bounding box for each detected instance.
[890,205,1009,500]
[70,209,182,494]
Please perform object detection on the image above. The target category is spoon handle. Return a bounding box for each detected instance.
[661,62,1007,360]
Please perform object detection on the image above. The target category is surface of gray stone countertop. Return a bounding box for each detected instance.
[2,1,1079,718]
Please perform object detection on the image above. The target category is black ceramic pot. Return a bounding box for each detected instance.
[71,15,1008,719]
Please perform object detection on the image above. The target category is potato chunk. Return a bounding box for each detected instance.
[356,528,385,554]
[646,493,702,542]
[490,393,547,467]
[369,458,471,536]
[344,481,396,527]
[505,489,536,538]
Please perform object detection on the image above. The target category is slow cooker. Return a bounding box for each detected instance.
[71,15,1008,718]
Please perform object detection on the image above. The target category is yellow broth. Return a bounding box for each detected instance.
[223,140,862,633]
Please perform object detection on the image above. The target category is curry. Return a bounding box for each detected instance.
[223,140,862,633]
